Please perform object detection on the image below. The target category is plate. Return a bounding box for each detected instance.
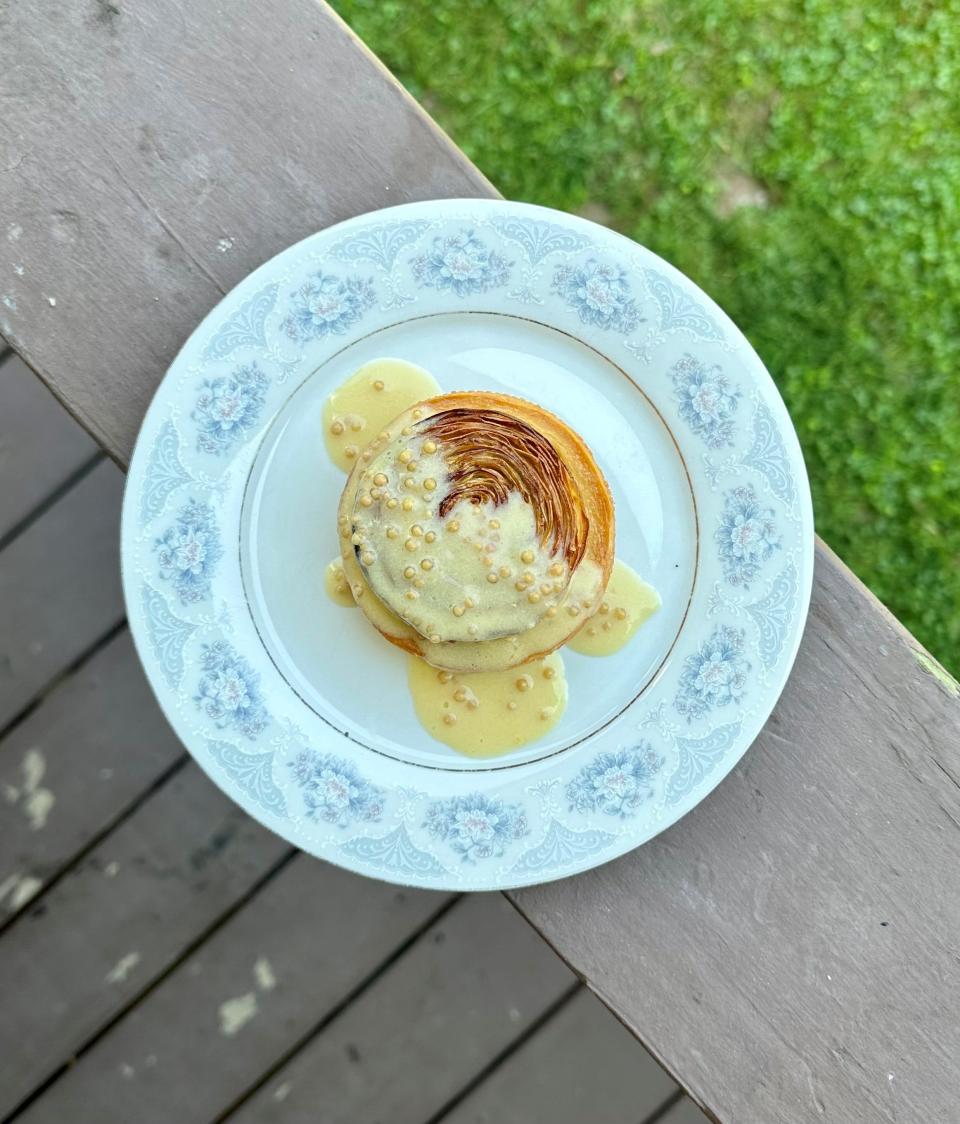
[121,199,813,890]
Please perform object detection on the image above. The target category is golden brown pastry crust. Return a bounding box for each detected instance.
[338,391,615,672]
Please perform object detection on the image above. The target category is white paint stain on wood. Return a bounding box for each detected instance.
[216,236,234,253]
[119,1063,135,1080]
[2,295,17,310]
[46,296,56,307]
[7,223,22,242]
[273,1081,293,1102]
[25,788,55,831]
[104,861,120,877]
[254,956,276,991]
[219,992,258,1036]
[13,264,24,276]
[105,951,141,985]
[0,873,43,910]
[7,748,55,831]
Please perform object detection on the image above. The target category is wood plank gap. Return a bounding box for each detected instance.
[0,749,187,938]
[0,452,103,555]
[210,892,464,1124]
[641,1090,688,1124]
[0,617,127,747]
[0,848,299,1124]
[500,890,703,1117]
[426,981,583,1124]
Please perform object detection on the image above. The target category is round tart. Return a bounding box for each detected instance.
[337,392,614,672]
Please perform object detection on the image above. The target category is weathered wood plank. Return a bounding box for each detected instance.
[0,0,493,463]
[0,459,124,729]
[13,858,450,1124]
[511,544,960,1124]
[0,352,96,542]
[0,762,289,1119]
[439,987,678,1124]
[224,894,575,1124]
[0,629,183,923]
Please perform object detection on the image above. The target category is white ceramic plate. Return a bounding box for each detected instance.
[121,200,813,890]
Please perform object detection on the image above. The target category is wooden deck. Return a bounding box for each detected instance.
[4,3,960,1119]
[0,345,707,1122]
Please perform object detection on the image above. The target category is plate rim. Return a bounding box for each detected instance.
[120,197,814,890]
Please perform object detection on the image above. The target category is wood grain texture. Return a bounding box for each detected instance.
[0,761,289,1119]
[439,987,678,1124]
[0,0,494,464]
[0,352,96,542]
[224,894,575,1124]
[0,629,183,924]
[0,459,124,729]
[511,544,960,1124]
[14,858,450,1124]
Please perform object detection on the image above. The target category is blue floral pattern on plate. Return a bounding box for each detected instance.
[666,722,742,805]
[195,641,268,739]
[743,402,797,505]
[140,421,191,522]
[208,741,287,817]
[746,564,800,669]
[671,355,740,448]
[283,271,376,341]
[341,825,447,878]
[411,230,511,296]
[511,819,617,874]
[424,794,528,863]
[715,484,780,588]
[492,217,591,264]
[644,268,724,340]
[566,744,664,818]
[675,625,750,722]
[291,750,384,827]
[330,220,430,271]
[122,200,812,892]
[203,283,279,361]
[141,585,196,689]
[552,259,641,332]
[193,364,269,455]
[155,499,222,604]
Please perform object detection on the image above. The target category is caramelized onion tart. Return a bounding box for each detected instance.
[337,392,614,672]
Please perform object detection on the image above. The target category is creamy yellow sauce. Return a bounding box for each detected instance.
[408,652,567,757]
[350,427,571,642]
[322,358,440,472]
[323,557,357,607]
[566,559,660,657]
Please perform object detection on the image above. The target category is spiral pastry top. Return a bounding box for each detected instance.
[338,391,615,671]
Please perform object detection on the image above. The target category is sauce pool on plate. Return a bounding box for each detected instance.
[407,651,568,757]
[322,358,440,471]
[566,559,660,657]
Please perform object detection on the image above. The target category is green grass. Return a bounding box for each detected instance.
[333,0,960,671]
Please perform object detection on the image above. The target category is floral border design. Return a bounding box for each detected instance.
[125,201,811,891]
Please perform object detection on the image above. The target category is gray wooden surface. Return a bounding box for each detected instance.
[513,547,960,1124]
[0,345,706,1123]
[0,629,183,925]
[2,0,958,1120]
[0,352,97,543]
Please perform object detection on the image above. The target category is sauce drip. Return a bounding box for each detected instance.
[322,358,440,471]
[566,559,660,657]
[407,652,567,757]
[323,557,356,608]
